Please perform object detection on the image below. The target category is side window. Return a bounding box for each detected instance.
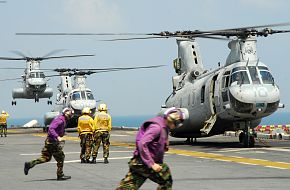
[201,85,205,103]
[192,93,195,106]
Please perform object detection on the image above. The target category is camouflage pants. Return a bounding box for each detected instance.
[0,124,7,137]
[79,133,93,160]
[27,138,65,177]
[92,131,110,158]
[116,157,173,190]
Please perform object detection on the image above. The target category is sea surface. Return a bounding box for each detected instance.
[7,111,290,128]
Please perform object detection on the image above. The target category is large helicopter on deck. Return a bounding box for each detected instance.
[16,23,290,147]
[43,65,165,129]
[0,53,94,105]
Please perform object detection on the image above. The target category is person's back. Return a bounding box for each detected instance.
[94,112,111,131]
[0,112,9,124]
[78,114,94,134]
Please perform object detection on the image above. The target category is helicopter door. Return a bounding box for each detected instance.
[221,71,230,103]
[209,75,218,115]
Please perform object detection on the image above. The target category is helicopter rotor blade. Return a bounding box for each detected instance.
[0,67,26,70]
[38,54,95,61]
[0,77,23,82]
[0,54,95,61]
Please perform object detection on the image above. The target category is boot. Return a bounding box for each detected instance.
[57,174,71,181]
[86,159,90,163]
[104,157,109,164]
[24,162,30,175]
[81,158,86,163]
[91,158,96,164]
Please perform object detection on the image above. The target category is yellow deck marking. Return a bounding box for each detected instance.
[166,148,290,170]
[31,133,290,170]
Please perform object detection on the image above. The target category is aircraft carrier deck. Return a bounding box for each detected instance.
[1,127,290,190]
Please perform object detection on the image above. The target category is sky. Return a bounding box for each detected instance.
[0,0,290,120]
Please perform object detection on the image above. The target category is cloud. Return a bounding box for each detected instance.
[62,0,123,31]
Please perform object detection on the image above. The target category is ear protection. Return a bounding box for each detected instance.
[164,107,185,128]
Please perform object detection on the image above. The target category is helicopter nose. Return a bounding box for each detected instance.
[229,84,280,116]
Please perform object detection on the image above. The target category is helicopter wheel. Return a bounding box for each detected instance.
[12,101,16,106]
[47,100,52,105]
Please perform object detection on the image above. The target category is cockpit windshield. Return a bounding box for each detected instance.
[71,91,95,100]
[260,70,274,84]
[86,91,94,100]
[230,66,274,86]
[230,71,250,86]
[72,92,81,100]
[29,72,45,78]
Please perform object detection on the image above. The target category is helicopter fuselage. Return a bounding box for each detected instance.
[166,61,280,138]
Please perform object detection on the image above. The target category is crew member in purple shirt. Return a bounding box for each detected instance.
[116,107,186,190]
[24,107,74,180]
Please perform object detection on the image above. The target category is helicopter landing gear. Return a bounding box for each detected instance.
[47,100,52,105]
[239,121,255,148]
[35,94,39,102]
[12,101,16,106]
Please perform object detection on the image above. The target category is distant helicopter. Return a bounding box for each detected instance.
[43,65,165,130]
[0,53,94,105]
[16,22,290,147]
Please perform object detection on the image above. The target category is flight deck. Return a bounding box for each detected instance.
[1,128,290,190]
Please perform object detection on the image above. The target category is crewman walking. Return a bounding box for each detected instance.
[24,107,74,180]
[116,107,185,190]
[77,107,95,163]
[91,103,112,164]
[0,110,9,137]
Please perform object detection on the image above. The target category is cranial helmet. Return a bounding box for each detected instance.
[82,107,91,114]
[62,107,74,118]
[164,107,185,128]
[98,103,108,112]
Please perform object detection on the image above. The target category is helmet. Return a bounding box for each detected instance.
[82,107,91,114]
[62,107,74,118]
[164,107,185,128]
[98,103,108,112]
[1,110,5,114]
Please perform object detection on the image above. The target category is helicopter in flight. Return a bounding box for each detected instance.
[0,53,94,105]
[43,65,165,130]
[16,22,290,147]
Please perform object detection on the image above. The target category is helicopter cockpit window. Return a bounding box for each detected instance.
[248,66,261,84]
[39,72,45,78]
[72,92,81,100]
[29,72,37,78]
[86,91,94,100]
[230,71,250,86]
[260,70,274,84]
[232,66,246,73]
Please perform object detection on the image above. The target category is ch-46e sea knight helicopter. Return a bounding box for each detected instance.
[103,23,289,147]
[16,22,290,147]
[43,65,165,130]
[0,53,94,105]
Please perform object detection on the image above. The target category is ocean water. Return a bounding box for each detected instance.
[7,112,290,128]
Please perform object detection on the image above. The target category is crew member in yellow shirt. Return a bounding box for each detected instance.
[91,103,112,164]
[77,107,95,163]
[0,110,9,137]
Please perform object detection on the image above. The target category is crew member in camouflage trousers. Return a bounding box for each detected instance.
[116,107,186,190]
[24,108,74,180]
[91,103,112,164]
[77,107,95,163]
